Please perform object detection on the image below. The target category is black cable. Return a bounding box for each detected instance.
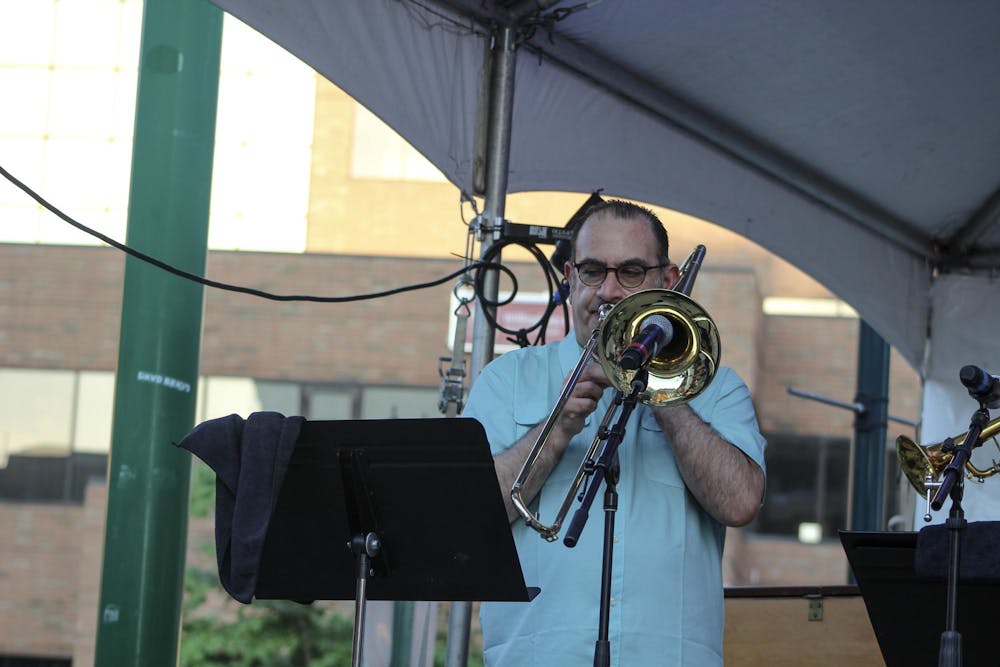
[1,162,561,342]
[0,162,516,303]
[473,237,570,347]
[519,242,565,345]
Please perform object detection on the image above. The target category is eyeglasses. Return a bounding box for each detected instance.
[573,261,666,288]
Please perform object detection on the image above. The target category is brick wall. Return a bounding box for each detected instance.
[0,245,123,369]
[71,482,106,667]
[0,244,506,386]
[0,481,214,666]
[0,501,80,659]
[0,243,783,394]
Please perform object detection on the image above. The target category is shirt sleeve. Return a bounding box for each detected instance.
[461,355,520,456]
[693,366,767,477]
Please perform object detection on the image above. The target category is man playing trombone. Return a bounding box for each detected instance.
[462,199,766,666]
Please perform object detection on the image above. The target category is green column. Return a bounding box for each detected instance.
[389,601,415,667]
[850,320,890,532]
[94,1,222,665]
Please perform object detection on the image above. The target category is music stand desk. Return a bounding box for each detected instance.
[841,530,999,667]
[255,417,531,603]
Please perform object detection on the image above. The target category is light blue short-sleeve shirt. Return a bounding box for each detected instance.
[462,335,766,667]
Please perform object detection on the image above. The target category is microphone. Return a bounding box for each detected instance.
[959,365,1000,408]
[619,315,673,371]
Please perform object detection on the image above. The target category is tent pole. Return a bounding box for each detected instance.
[445,24,518,667]
[93,1,222,664]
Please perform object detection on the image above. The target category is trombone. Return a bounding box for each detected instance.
[510,245,721,541]
[897,418,1000,520]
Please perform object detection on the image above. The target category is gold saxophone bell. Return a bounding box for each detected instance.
[510,245,721,541]
[896,418,1000,518]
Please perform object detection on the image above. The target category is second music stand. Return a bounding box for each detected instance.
[253,417,533,666]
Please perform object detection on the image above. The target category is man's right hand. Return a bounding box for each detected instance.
[554,362,611,440]
[494,361,611,523]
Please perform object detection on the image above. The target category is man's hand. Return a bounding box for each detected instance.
[553,362,611,439]
[494,361,611,522]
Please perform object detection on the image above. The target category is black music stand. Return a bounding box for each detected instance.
[253,417,532,667]
[840,530,1000,667]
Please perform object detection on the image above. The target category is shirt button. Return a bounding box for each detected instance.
[610,597,617,606]
[613,535,621,543]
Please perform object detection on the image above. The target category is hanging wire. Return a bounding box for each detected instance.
[2,161,563,344]
[0,162,514,303]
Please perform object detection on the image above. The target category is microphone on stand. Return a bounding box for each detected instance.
[959,365,1000,409]
[619,315,672,371]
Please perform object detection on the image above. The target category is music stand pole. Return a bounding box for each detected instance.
[349,532,381,667]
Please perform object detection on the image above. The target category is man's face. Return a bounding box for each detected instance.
[563,213,680,346]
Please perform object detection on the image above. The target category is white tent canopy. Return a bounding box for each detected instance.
[210,0,1000,520]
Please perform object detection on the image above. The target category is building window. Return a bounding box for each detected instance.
[0,656,71,667]
[0,368,76,461]
[752,433,901,541]
[360,385,440,419]
[752,434,850,541]
[0,452,106,503]
[0,366,440,501]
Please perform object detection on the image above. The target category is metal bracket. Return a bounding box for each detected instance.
[438,285,473,416]
[806,595,824,621]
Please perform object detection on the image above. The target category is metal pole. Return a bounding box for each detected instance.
[389,601,415,667]
[94,1,222,664]
[445,24,518,667]
[786,386,915,426]
[850,320,891,531]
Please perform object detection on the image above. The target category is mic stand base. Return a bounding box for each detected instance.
[939,631,962,667]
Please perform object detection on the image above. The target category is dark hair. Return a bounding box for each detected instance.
[570,199,670,262]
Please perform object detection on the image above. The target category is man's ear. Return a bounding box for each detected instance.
[665,263,681,289]
[559,262,573,305]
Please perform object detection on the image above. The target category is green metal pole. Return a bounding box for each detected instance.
[850,320,891,532]
[94,1,222,665]
[390,601,416,667]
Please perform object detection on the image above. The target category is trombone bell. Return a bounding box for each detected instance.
[598,289,720,406]
[896,416,1000,497]
[896,434,948,498]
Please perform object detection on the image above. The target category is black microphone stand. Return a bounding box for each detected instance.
[564,370,648,667]
[929,404,990,667]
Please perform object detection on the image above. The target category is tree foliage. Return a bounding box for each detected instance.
[181,573,355,667]
[181,462,355,666]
